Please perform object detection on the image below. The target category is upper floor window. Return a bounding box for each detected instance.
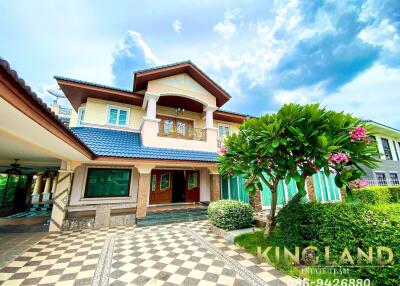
[107,106,129,127]
[77,107,85,126]
[381,138,393,160]
[393,140,400,161]
[218,124,231,138]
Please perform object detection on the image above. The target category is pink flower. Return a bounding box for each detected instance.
[220,146,228,154]
[328,152,349,164]
[350,179,368,190]
[350,126,366,142]
[257,158,262,164]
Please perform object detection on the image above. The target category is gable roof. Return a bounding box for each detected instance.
[133,61,231,107]
[70,127,218,162]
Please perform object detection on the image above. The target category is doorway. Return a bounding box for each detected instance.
[149,170,200,205]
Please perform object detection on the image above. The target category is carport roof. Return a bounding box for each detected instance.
[0,56,95,159]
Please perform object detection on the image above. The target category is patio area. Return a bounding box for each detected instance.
[0,220,297,286]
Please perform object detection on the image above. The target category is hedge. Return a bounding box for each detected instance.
[276,201,400,286]
[207,200,254,231]
[352,186,400,204]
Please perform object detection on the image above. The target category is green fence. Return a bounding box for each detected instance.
[312,171,341,202]
[220,172,341,208]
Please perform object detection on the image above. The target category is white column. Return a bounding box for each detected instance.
[204,106,217,129]
[31,174,43,204]
[42,177,52,202]
[144,92,159,119]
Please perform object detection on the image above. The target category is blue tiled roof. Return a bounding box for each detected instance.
[70,127,218,162]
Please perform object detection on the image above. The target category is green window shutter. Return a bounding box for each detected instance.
[229,176,239,200]
[85,168,131,198]
[260,174,271,207]
[238,176,250,203]
[328,174,340,201]
[286,178,298,200]
[277,181,285,205]
[313,173,323,201]
[221,177,229,199]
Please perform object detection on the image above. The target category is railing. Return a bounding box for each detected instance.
[158,121,206,141]
[362,176,400,187]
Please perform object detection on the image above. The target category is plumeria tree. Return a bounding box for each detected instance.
[218,103,379,235]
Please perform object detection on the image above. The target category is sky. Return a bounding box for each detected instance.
[1,0,399,128]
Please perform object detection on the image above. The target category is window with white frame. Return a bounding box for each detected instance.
[389,172,399,185]
[218,124,231,139]
[77,107,85,126]
[375,172,387,186]
[381,138,393,160]
[107,106,129,126]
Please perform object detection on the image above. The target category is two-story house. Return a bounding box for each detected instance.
[50,61,248,229]
[362,120,400,185]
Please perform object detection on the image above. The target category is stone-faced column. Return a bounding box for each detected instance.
[135,164,155,219]
[49,162,79,232]
[210,174,220,201]
[42,176,52,202]
[31,174,43,204]
[306,176,316,202]
[249,188,262,212]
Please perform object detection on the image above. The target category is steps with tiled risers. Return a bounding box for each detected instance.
[136,208,208,227]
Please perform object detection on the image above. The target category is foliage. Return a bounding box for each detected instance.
[351,186,400,204]
[352,186,391,204]
[218,103,379,233]
[207,200,254,231]
[275,201,400,286]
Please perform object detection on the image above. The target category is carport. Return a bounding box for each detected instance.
[0,57,94,231]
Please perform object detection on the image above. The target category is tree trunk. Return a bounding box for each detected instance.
[264,190,278,237]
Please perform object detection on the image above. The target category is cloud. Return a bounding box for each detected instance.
[172,19,182,33]
[213,10,240,39]
[111,31,160,89]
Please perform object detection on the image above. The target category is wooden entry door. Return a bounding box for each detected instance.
[185,171,200,202]
[149,170,173,204]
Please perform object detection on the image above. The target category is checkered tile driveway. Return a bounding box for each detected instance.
[0,221,297,286]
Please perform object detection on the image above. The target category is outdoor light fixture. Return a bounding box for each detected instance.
[176,107,185,116]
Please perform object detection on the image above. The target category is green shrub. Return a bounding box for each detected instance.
[388,186,400,203]
[276,201,400,286]
[207,200,254,231]
[352,186,391,204]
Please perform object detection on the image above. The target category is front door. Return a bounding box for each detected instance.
[149,170,173,204]
[185,171,200,202]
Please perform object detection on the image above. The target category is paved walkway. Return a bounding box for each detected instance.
[0,221,297,286]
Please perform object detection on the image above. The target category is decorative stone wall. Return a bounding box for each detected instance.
[136,173,151,218]
[62,214,135,231]
[306,176,316,202]
[210,174,220,201]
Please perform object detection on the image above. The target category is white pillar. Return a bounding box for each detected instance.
[204,106,217,129]
[51,175,58,194]
[31,174,43,204]
[144,92,159,119]
[42,177,52,202]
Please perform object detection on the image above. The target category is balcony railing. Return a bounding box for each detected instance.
[362,176,400,187]
[158,121,206,141]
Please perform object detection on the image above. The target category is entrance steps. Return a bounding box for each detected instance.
[136,207,208,227]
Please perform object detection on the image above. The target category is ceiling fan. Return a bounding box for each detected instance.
[0,159,32,175]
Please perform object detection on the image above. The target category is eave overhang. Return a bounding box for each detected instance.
[55,76,144,111]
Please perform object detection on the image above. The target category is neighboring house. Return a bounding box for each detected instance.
[0,57,397,231]
[49,102,72,126]
[362,120,400,186]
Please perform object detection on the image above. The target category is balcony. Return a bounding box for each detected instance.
[158,121,206,141]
